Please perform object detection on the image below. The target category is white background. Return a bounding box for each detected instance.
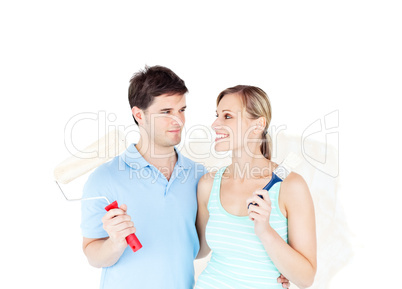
[1,1,401,288]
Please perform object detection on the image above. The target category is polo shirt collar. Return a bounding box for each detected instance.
[121,143,191,170]
[176,147,192,170]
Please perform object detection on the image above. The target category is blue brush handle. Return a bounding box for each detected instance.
[262,172,283,191]
[248,172,283,208]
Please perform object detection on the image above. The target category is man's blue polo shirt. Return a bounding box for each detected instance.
[81,143,207,289]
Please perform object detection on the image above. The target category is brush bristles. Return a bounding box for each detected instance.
[282,152,302,170]
[274,152,302,180]
[273,165,289,180]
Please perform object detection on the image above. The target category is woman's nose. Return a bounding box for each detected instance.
[211,117,220,129]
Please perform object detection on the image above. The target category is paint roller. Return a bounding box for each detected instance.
[54,129,142,252]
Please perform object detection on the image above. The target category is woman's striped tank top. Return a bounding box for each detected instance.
[195,166,288,289]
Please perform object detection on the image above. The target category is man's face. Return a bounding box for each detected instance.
[142,93,186,150]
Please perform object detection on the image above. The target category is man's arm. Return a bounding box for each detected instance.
[195,172,214,259]
[82,204,136,268]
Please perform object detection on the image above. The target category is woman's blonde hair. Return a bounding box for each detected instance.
[216,85,272,159]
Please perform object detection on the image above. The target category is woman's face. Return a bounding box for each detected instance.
[212,93,259,153]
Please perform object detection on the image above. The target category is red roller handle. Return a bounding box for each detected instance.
[104,201,142,252]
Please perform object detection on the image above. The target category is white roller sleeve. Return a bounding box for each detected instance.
[54,129,126,184]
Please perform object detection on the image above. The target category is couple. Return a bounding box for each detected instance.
[81,66,317,289]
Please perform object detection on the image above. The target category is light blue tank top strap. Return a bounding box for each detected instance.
[207,166,226,212]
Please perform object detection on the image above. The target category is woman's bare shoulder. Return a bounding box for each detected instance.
[197,171,217,204]
[280,172,312,207]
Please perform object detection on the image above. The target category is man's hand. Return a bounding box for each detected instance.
[102,204,136,251]
[278,274,291,288]
[83,204,136,268]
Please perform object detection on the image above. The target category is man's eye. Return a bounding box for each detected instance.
[180,109,186,112]
[161,111,170,114]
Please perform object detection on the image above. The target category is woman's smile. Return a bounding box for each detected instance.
[214,133,229,142]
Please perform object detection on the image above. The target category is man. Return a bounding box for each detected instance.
[80,66,290,288]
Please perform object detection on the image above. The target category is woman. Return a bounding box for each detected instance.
[196,85,317,289]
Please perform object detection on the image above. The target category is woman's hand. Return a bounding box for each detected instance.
[246,189,275,238]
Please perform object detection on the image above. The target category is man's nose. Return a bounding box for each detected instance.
[170,113,184,127]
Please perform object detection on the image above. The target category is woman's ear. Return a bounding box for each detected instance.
[132,106,145,125]
[253,117,266,134]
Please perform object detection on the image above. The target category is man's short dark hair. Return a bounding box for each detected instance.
[128,65,188,125]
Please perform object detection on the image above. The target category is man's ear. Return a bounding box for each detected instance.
[132,106,145,125]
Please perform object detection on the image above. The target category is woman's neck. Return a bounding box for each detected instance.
[228,146,274,180]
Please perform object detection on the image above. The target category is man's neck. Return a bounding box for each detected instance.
[135,138,178,180]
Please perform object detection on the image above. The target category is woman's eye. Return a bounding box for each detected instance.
[224,114,232,119]
[161,111,170,114]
